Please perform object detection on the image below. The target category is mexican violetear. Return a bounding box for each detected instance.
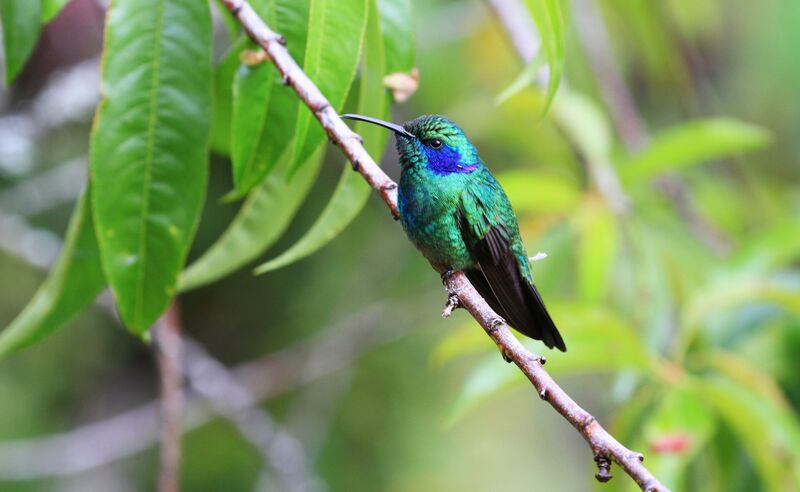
[341,113,566,351]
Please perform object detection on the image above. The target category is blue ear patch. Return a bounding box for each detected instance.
[425,144,480,175]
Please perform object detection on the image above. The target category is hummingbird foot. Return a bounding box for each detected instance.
[440,269,457,285]
[441,292,461,318]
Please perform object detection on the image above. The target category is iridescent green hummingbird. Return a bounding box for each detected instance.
[342,114,566,351]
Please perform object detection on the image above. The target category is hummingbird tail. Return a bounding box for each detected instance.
[465,268,567,352]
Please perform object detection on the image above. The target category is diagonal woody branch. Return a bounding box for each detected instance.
[221,1,667,490]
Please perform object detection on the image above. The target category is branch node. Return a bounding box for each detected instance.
[594,454,613,483]
[538,355,547,366]
[501,349,513,363]
[276,35,287,46]
[381,182,397,192]
[442,292,460,318]
[313,101,331,114]
[281,73,290,86]
[539,388,547,400]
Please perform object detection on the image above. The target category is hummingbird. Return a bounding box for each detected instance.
[341,113,566,351]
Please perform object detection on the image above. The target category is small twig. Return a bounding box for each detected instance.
[184,339,322,492]
[222,1,668,490]
[153,302,184,492]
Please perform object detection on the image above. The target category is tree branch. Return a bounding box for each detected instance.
[153,302,184,492]
[221,1,668,490]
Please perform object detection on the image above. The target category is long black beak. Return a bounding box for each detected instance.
[341,113,416,139]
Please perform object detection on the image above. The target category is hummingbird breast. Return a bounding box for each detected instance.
[397,168,475,271]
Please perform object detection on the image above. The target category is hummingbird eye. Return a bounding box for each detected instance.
[428,138,443,149]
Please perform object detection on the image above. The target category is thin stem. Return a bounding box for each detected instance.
[153,302,183,492]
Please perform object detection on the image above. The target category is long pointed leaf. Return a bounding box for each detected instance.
[0,0,41,84]
[0,189,105,360]
[377,0,414,73]
[254,0,389,275]
[288,0,368,177]
[91,0,213,332]
[522,0,564,113]
[41,0,69,23]
[226,0,311,197]
[179,145,326,292]
[619,118,771,184]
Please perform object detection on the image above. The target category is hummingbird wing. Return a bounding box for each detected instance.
[457,190,566,351]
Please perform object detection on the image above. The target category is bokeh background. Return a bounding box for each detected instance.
[1,0,799,491]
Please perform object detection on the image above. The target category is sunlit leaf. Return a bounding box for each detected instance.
[0,0,41,84]
[496,171,580,215]
[733,219,800,272]
[256,0,389,274]
[41,0,69,23]
[551,87,612,161]
[288,0,368,176]
[0,189,105,359]
[684,274,800,332]
[693,375,800,490]
[91,0,212,332]
[179,145,325,292]
[495,56,544,106]
[619,118,771,184]
[574,198,618,302]
[522,0,564,113]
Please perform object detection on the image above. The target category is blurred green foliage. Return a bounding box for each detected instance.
[0,0,798,490]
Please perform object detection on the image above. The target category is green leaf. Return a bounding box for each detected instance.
[551,88,612,161]
[377,0,414,73]
[0,0,41,84]
[288,0,368,176]
[229,53,278,197]
[226,0,311,197]
[0,189,106,360]
[575,200,618,301]
[619,118,771,184]
[692,375,800,490]
[179,144,326,292]
[41,0,69,23]
[496,171,580,215]
[255,0,387,275]
[210,37,246,156]
[227,0,276,198]
[90,0,212,332]
[495,56,544,106]
[522,0,564,113]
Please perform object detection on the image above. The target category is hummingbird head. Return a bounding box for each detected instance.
[341,113,481,175]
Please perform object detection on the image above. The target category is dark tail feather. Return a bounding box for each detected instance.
[524,281,566,352]
[465,268,567,352]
